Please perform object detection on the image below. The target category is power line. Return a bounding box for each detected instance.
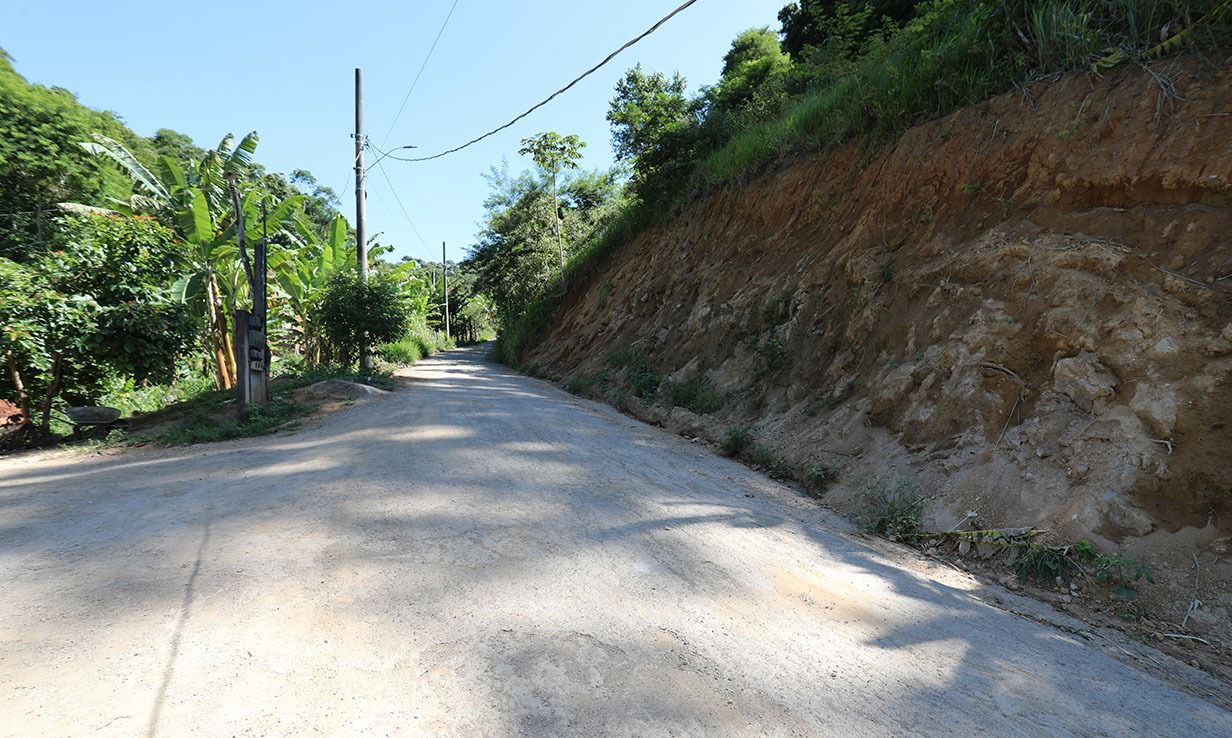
[371,155,431,250]
[392,0,701,163]
[380,0,462,147]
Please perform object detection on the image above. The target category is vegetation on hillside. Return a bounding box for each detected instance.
[0,51,485,447]
[474,0,1231,363]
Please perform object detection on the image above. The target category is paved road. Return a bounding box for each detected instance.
[1,346,1229,737]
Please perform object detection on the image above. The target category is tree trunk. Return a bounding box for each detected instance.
[206,273,235,390]
[553,166,565,285]
[39,352,63,431]
[5,349,31,427]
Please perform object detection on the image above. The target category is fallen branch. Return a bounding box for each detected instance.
[1161,633,1213,646]
[972,361,1028,387]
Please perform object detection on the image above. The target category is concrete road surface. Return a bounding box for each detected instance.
[2,346,1229,737]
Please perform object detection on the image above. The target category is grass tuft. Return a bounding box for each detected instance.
[669,371,724,414]
[720,427,753,457]
[859,479,925,541]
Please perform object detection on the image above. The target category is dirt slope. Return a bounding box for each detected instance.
[525,60,1232,657]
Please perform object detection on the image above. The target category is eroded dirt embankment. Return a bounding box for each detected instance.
[525,60,1232,650]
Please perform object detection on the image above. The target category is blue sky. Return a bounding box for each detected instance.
[1,0,785,263]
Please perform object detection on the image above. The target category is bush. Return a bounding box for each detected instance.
[858,479,925,540]
[378,318,455,367]
[807,464,837,493]
[669,371,724,414]
[720,427,753,457]
[1016,543,1081,584]
[319,271,415,368]
[608,349,661,400]
[0,214,194,428]
[1092,552,1155,599]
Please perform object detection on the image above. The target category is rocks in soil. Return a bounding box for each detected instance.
[1053,353,1117,413]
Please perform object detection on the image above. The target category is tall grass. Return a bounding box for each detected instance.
[379,321,456,366]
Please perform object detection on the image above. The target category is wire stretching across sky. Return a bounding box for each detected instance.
[388,0,701,164]
[371,154,431,251]
[380,0,462,147]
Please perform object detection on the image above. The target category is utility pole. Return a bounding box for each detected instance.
[442,241,450,341]
[354,67,371,370]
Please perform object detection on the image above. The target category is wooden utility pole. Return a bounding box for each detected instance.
[354,67,372,370]
[442,241,450,341]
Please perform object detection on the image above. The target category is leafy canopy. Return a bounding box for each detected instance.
[518,132,586,177]
[318,271,416,368]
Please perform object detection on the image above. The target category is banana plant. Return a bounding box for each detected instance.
[83,131,300,389]
[267,214,351,367]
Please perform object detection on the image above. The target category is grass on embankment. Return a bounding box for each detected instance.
[494,0,1232,364]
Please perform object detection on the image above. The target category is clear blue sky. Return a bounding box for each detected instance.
[1,0,785,263]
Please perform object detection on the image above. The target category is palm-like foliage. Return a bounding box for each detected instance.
[267,214,350,366]
[82,132,309,388]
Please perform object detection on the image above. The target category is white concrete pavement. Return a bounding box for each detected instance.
[1,345,1229,737]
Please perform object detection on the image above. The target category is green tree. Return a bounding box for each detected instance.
[722,26,785,76]
[606,66,697,201]
[606,65,692,164]
[518,132,586,279]
[713,28,791,112]
[318,271,414,368]
[777,0,920,62]
[149,128,207,165]
[267,214,352,367]
[0,50,146,257]
[83,131,310,389]
[468,163,621,329]
[0,214,194,432]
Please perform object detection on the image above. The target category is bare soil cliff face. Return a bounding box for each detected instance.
[526,61,1232,646]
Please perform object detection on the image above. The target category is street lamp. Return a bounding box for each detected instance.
[366,144,417,170]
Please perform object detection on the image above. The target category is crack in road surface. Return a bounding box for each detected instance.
[1,346,1229,737]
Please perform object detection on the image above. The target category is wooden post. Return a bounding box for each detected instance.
[234,310,268,409]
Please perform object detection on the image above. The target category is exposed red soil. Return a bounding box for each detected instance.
[525,58,1232,678]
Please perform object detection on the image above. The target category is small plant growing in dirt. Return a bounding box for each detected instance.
[858,480,924,541]
[877,254,894,284]
[564,374,599,396]
[746,336,785,378]
[1015,543,1081,585]
[807,464,837,494]
[1092,553,1154,600]
[760,294,790,326]
[767,456,795,481]
[608,349,661,400]
[670,373,724,414]
[596,281,614,308]
[751,444,776,468]
[720,427,752,457]
[959,181,983,193]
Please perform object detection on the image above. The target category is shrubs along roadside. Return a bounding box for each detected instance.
[378,319,456,366]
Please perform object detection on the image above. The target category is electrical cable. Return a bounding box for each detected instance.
[380,0,462,147]
[391,0,701,163]
[371,155,431,250]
